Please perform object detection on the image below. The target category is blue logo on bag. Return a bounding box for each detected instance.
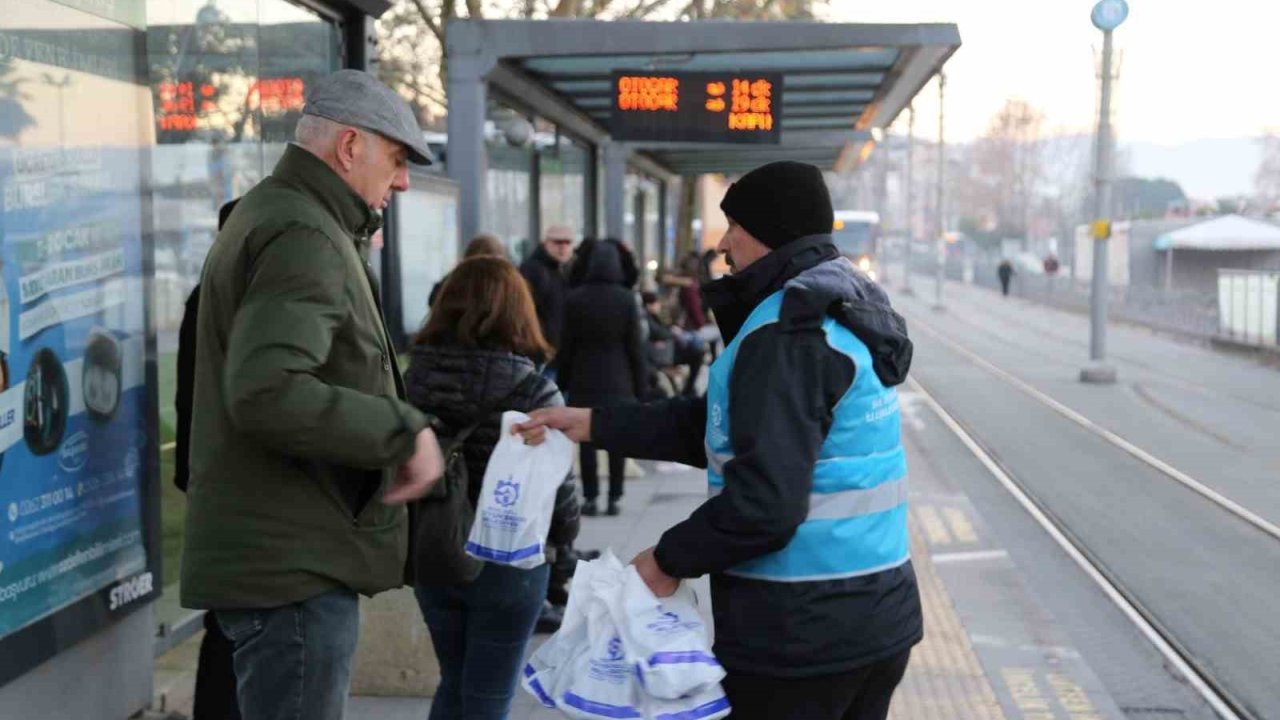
[494,478,520,507]
[606,636,625,662]
[645,609,702,635]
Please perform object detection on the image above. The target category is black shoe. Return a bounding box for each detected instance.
[582,499,599,517]
[570,548,602,562]
[535,601,564,634]
[606,499,621,516]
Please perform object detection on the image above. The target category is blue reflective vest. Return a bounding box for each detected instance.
[705,289,910,582]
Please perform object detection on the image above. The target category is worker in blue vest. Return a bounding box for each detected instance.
[515,161,922,720]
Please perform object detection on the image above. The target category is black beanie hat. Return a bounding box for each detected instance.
[719,161,834,249]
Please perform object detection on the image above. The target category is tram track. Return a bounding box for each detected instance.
[898,310,1280,719]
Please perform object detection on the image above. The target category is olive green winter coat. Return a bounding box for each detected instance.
[181,144,427,610]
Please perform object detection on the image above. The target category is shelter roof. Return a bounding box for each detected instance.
[1154,215,1280,251]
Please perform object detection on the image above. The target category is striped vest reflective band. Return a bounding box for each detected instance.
[705,289,910,582]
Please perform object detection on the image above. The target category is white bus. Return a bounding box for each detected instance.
[832,210,881,281]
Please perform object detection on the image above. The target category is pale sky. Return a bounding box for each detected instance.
[830,0,1280,146]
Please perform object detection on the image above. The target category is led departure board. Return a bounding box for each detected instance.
[609,71,783,144]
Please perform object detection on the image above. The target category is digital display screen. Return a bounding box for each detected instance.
[608,71,783,144]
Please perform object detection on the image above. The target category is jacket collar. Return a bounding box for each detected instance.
[272,144,382,240]
[703,234,839,343]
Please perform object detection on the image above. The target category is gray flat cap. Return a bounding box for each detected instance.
[303,69,434,165]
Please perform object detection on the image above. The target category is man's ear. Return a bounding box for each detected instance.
[335,127,360,171]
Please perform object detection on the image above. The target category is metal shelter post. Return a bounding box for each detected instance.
[447,54,490,246]
[604,142,628,240]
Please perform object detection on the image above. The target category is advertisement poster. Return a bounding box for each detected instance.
[0,5,153,643]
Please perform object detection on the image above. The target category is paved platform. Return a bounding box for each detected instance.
[154,421,1139,720]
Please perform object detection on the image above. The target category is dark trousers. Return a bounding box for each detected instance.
[217,588,360,720]
[416,562,550,720]
[193,611,241,720]
[722,649,911,720]
[999,274,1012,296]
[580,442,625,501]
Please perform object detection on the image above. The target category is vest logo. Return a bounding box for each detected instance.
[494,479,520,508]
[108,572,153,611]
[58,430,89,473]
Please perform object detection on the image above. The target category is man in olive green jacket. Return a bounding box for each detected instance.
[182,70,443,720]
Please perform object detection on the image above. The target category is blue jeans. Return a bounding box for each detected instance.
[416,562,551,720]
[216,588,359,720]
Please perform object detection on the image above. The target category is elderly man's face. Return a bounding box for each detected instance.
[343,129,410,211]
[543,233,574,264]
[717,218,771,274]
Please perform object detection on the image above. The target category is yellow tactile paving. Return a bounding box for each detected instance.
[888,519,1008,720]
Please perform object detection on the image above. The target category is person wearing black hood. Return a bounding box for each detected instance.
[515,162,922,720]
[557,238,646,516]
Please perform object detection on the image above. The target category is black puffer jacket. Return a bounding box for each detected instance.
[559,240,646,406]
[404,346,579,548]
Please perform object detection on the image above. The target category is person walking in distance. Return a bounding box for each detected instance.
[516,162,921,720]
[181,70,445,720]
[997,258,1014,297]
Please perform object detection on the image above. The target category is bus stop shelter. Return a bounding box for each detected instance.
[445,19,961,246]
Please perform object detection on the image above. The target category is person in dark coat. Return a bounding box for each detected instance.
[558,238,645,516]
[174,199,241,720]
[516,162,921,720]
[428,232,507,308]
[997,259,1014,297]
[519,225,575,353]
[405,257,580,720]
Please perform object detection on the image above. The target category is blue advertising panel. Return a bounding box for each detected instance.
[0,0,160,686]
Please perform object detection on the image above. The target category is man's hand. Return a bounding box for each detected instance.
[383,428,444,504]
[633,547,679,598]
[511,407,592,445]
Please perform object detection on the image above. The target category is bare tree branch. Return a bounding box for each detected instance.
[409,0,445,43]
[626,0,679,18]
[465,0,483,18]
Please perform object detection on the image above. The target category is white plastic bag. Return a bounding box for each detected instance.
[613,567,724,700]
[466,411,575,569]
[560,595,643,719]
[523,551,617,708]
[641,683,732,720]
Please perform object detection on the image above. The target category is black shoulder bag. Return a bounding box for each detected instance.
[409,375,536,586]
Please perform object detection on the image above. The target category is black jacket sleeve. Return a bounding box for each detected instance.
[652,323,855,579]
[592,396,708,467]
[174,285,200,492]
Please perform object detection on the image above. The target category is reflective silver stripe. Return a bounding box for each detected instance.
[705,440,732,475]
[725,555,911,583]
[805,477,908,521]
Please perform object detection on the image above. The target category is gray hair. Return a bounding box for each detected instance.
[294,113,346,152]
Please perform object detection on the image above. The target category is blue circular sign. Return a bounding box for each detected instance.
[1091,0,1129,30]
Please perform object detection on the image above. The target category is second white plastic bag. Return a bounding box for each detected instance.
[466,410,575,569]
[613,566,724,700]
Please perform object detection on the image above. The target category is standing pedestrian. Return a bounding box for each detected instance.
[997,258,1014,297]
[519,225,575,354]
[429,232,507,308]
[517,161,921,720]
[181,70,445,720]
[558,238,646,517]
[404,257,580,720]
[174,200,241,720]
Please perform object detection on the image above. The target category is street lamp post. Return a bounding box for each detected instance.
[933,72,946,312]
[1081,0,1127,384]
[903,104,915,296]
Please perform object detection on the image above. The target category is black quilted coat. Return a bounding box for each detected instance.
[403,346,580,548]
